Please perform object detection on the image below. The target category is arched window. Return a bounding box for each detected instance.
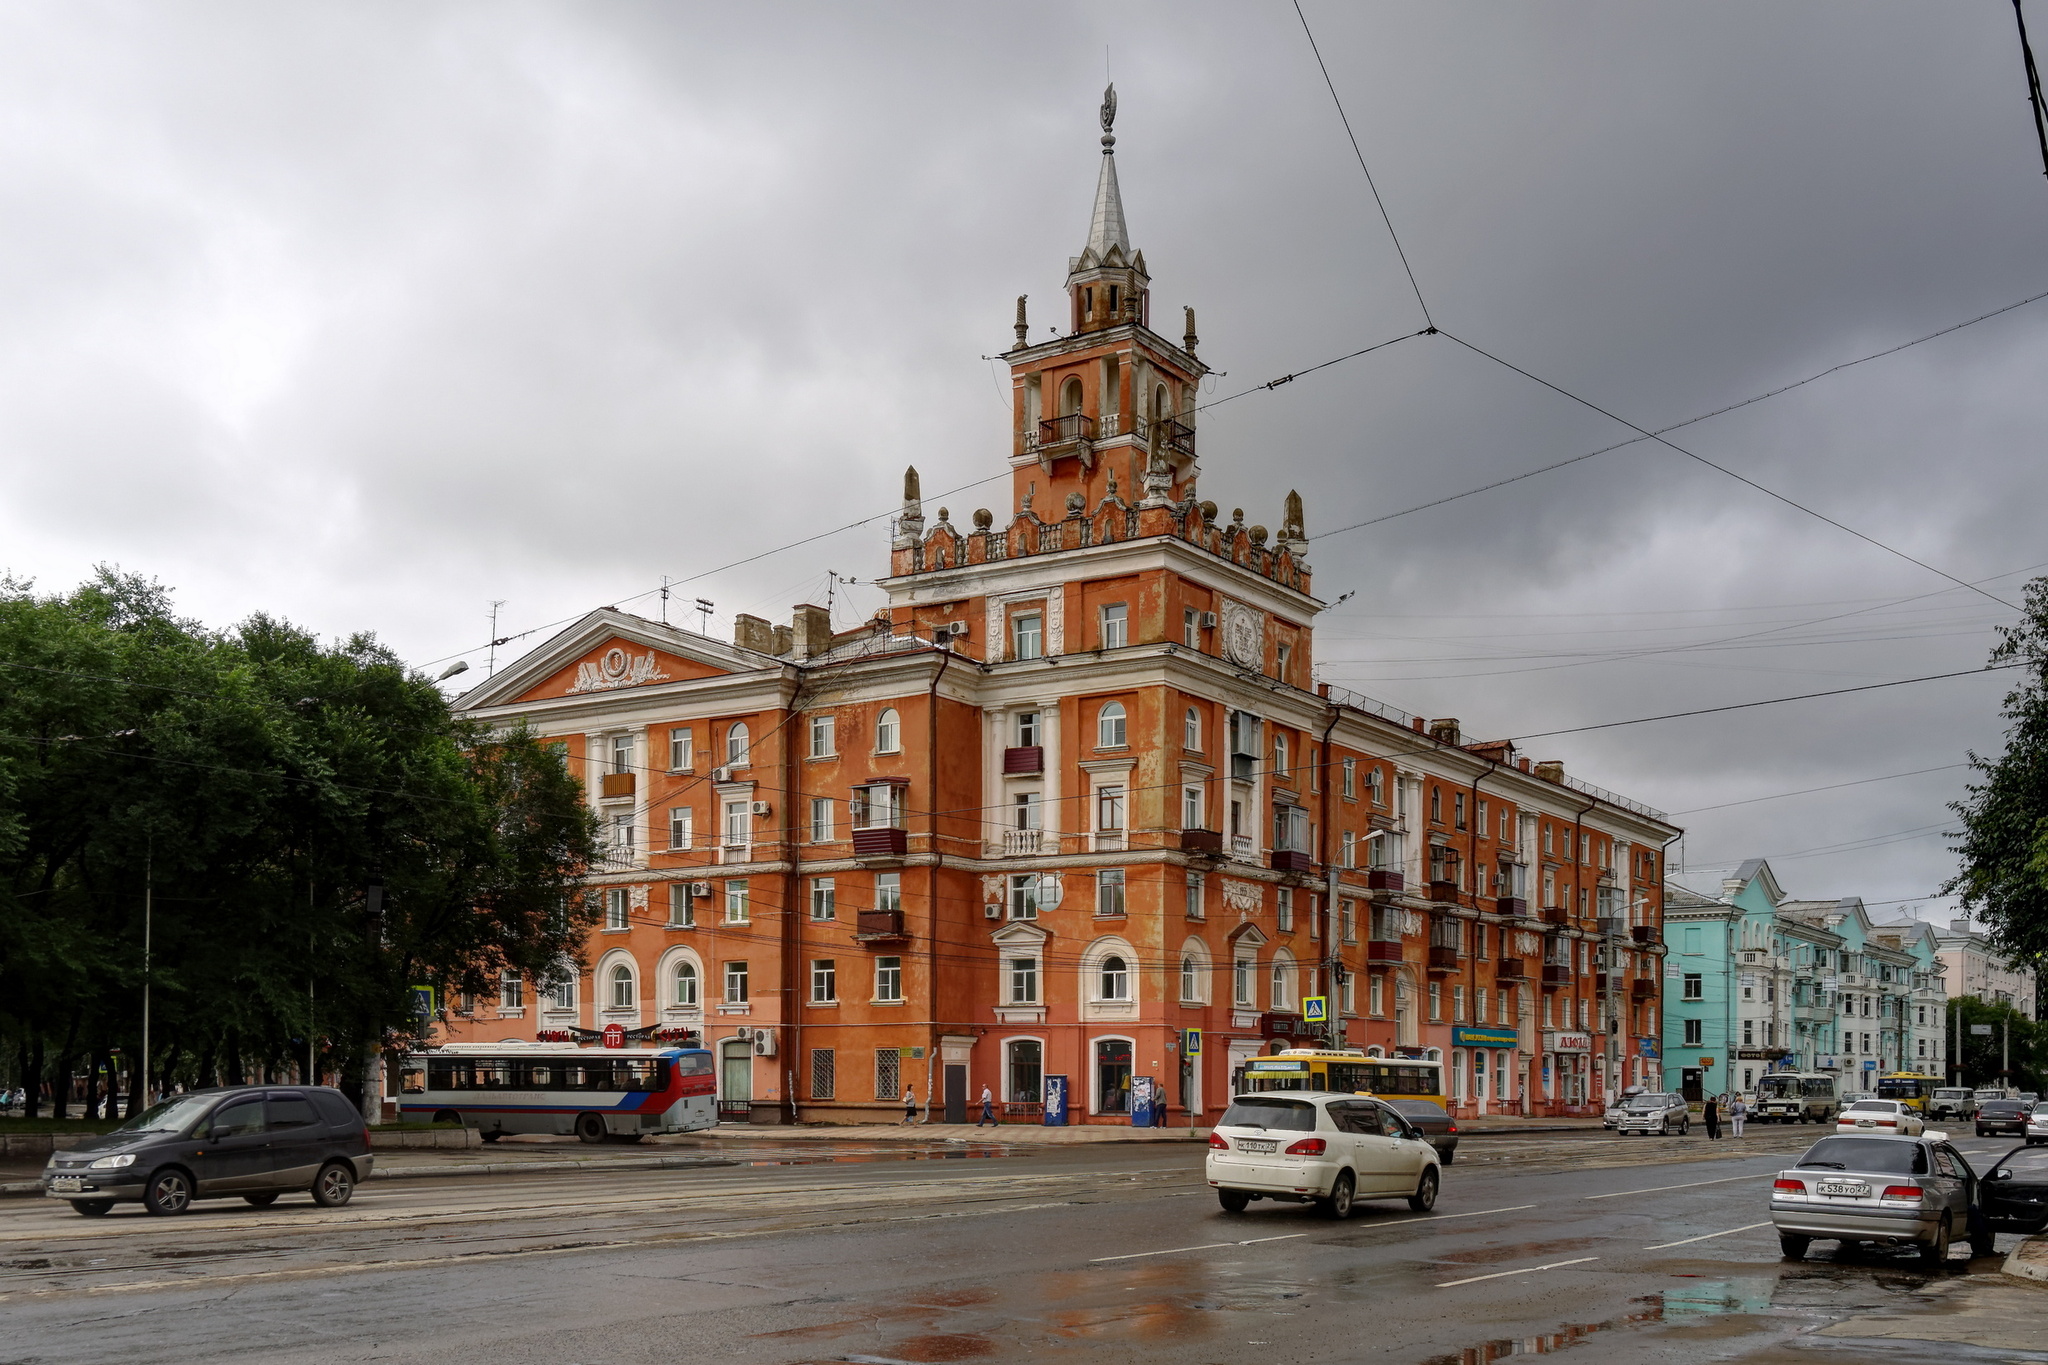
[725,722,749,766]
[1061,376,1084,416]
[1099,955,1130,1001]
[1097,701,1126,749]
[609,963,635,1009]
[673,961,698,1008]
[1273,732,1289,779]
[1270,958,1293,1010]
[875,707,901,754]
[1184,706,1201,751]
[1179,955,1198,1003]
[547,964,576,1011]
[1152,383,1169,422]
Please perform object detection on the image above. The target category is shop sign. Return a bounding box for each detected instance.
[1452,1027,1518,1048]
[1546,1031,1592,1053]
[602,1023,626,1049]
[1638,1038,1660,1059]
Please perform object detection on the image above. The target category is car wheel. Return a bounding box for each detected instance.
[243,1192,279,1207]
[69,1199,114,1217]
[1218,1189,1251,1214]
[574,1113,607,1144]
[1779,1233,1810,1260]
[432,1109,462,1127]
[1318,1170,1356,1220]
[1680,1120,1690,1136]
[1917,1215,1952,1269]
[143,1168,193,1216]
[1408,1168,1440,1213]
[311,1161,356,1209]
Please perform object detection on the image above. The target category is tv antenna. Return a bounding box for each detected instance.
[695,598,715,635]
[486,600,507,676]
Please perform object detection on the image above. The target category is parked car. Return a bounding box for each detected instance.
[2023,1107,2048,1147]
[1603,1086,1647,1130]
[1980,1144,2048,1237]
[1383,1098,1459,1165]
[1978,1099,2032,1139]
[1206,1092,1440,1218]
[1928,1088,1979,1123]
[1840,1091,1876,1106]
[40,1085,372,1216]
[1771,1133,1991,1264]
[1836,1100,1925,1137]
[2021,1093,2041,1106]
[1612,1092,1690,1136]
[1976,1088,2018,1105]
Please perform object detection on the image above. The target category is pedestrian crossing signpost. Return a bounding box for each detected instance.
[1302,996,1328,1026]
[1183,1028,1201,1057]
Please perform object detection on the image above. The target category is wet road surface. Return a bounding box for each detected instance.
[5,1127,2043,1364]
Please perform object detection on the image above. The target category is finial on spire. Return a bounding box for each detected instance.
[1183,305,1199,357]
[1100,83,1117,148]
[904,465,921,503]
[1014,295,1029,348]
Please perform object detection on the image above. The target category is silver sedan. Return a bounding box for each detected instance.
[1770,1133,1988,1265]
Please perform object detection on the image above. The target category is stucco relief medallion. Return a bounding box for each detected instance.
[569,647,672,694]
[1221,879,1261,912]
[1221,602,1263,668]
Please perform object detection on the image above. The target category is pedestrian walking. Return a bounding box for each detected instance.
[902,1085,917,1125]
[1704,1094,1721,1140]
[977,1085,996,1127]
[1730,1095,1747,1137]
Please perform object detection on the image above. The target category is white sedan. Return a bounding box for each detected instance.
[1206,1092,1441,1218]
[1834,1099,1925,1136]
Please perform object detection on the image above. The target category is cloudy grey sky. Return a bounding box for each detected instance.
[4,2,2044,916]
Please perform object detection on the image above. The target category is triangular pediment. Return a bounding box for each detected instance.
[452,608,780,711]
[991,921,1050,948]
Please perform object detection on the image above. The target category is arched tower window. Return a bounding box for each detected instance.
[1061,376,1085,417]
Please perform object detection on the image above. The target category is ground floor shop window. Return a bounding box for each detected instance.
[1007,1039,1043,1102]
[875,1048,900,1101]
[1095,1037,1133,1113]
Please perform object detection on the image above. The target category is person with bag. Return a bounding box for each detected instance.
[1703,1093,1722,1139]
[1729,1094,1748,1137]
[902,1085,917,1125]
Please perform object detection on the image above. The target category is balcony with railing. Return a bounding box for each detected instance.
[1631,979,1658,1000]
[600,772,636,800]
[1631,925,1659,945]
[1494,896,1529,917]
[1366,869,1405,893]
[1539,906,1570,927]
[1428,880,1461,905]
[1136,414,1195,459]
[1037,412,1095,452]
[1002,828,1051,856]
[1366,939,1405,965]
[855,909,908,942]
[1003,745,1043,774]
[1541,963,1572,988]
[1427,944,1461,973]
[1271,849,1315,875]
[1180,828,1224,857]
[1496,958,1527,981]
[851,827,908,860]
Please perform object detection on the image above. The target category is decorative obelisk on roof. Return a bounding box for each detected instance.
[1067,83,1148,333]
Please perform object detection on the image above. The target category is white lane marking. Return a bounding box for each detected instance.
[1644,1221,1773,1250]
[1582,1173,1771,1200]
[1437,1256,1599,1288]
[1091,1232,1307,1262]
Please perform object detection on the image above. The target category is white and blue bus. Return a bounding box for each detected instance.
[398,1043,717,1143]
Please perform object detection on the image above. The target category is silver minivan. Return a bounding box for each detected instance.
[1614,1092,1690,1136]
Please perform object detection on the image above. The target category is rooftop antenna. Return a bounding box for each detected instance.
[695,598,714,635]
[486,600,506,676]
[826,571,862,626]
[659,576,672,624]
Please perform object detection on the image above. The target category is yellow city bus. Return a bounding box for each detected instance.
[1874,1071,1944,1114]
[1236,1049,1447,1108]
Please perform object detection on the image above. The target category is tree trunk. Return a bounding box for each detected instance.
[18,1037,39,1120]
[224,1031,244,1088]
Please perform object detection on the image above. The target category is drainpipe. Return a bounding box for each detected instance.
[1565,793,1596,1112]
[924,638,954,1124]
[1466,761,1495,1114]
[1318,705,1341,1050]
[781,662,810,1127]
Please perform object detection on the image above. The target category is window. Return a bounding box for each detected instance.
[1342,758,1356,798]
[810,959,837,1004]
[1273,732,1289,780]
[611,734,634,774]
[809,877,836,921]
[724,961,749,1003]
[1342,830,1356,868]
[1309,745,1320,792]
[1276,643,1291,681]
[875,956,904,1002]
[1100,955,1131,1001]
[809,797,835,843]
[1454,793,1467,830]
[673,960,698,1006]
[875,1048,900,1101]
[1430,787,1442,824]
[1180,954,1200,1002]
[609,963,635,1009]
[1096,869,1126,916]
[548,973,576,1011]
[610,814,636,860]
[667,883,694,928]
[1183,608,1201,648]
[669,727,694,771]
[500,973,523,1009]
[725,722,749,766]
[1453,986,1466,1022]
[1009,956,1039,1004]
[723,799,750,850]
[1182,784,1204,829]
[874,708,901,754]
[1008,872,1041,920]
[1012,612,1043,660]
[1543,824,1554,856]
[1340,972,1355,1015]
[1096,784,1126,833]
[1370,974,1384,1015]
[1476,800,1487,832]
[1682,972,1702,1001]
[1185,873,1205,920]
[1683,1018,1703,1047]
[1542,871,1556,908]
[808,713,835,758]
[1271,960,1293,1010]
[1097,701,1127,748]
[1185,706,1201,751]
[605,887,629,930]
[1234,956,1253,1006]
[852,783,906,829]
[1428,981,1442,1021]
[724,879,750,924]
[668,806,693,851]
[1341,899,1356,943]
[810,1048,835,1099]
[1016,710,1041,746]
[875,872,902,913]
[1368,768,1384,806]
[1277,888,1294,933]
[1500,807,1512,843]
[1100,603,1128,649]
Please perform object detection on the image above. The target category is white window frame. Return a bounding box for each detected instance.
[809,713,836,758]
[1096,868,1126,917]
[724,960,749,1004]
[810,958,837,1004]
[1184,706,1201,751]
[1009,956,1040,1004]
[609,962,636,1010]
[667,883,694,928]
[1012,612,1043,660]
[1100,602,1128,649]
[874,955,904,1003]
[875,708,901,754]
[668,806,694,851]
[809,797,835,843]
[724,879,750,924]
[669,727,694,771]
[725,722,749,767]
[1097,701,1127,749]
[1098,954,1131,1002]
[809,877,836,922]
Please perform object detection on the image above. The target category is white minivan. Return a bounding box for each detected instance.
[1206,1092,1441,1218]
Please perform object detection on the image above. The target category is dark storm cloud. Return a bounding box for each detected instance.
[2,1,2042,911]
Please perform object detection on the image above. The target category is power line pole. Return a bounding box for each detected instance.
[141,838,153,1107]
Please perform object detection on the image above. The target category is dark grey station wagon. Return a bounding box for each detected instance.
[41,1086,373,1216]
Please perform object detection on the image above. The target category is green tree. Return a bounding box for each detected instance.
[1947,575,2048,966]
[1949,996,2044,1091]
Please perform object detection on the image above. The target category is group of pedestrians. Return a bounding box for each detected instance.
[899,1085,1004,1126]
[1701,1093,1749,1139]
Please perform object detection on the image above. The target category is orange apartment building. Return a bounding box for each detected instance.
[441,95,1678,1125]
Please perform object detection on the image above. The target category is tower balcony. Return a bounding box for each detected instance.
[1037,413,1095,453]
[1137,415,1195,459]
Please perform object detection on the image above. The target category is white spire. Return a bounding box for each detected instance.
[1083,83,1130,261]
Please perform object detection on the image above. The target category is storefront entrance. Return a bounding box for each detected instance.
[1095,1038,1132,1114]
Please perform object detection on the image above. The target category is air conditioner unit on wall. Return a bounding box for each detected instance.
[984,902,1002,919]
[753,1029,778,1057]
[1200,612,1218,629]
[751,801,771,816]
[732,1026,753,1042]
[710,766,734,782]
[689,882,713,898]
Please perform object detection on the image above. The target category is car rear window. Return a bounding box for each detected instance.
[1983,1102,2025,1116]
[1843,1101,1896,1113]
[1386,1099,1449,1123]
[310,1091,360,1127]
[1797,1137,1929,1175]
[1220,1098,1319,1132]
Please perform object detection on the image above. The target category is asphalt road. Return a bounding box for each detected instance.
[4,1127,2043,1365]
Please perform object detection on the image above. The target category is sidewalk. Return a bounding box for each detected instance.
[2004,1234,2048,1283]
[706,1122,1211,1144]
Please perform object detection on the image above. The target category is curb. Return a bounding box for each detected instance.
[2003,1235,2048,1283]
[0,1155,741,1199]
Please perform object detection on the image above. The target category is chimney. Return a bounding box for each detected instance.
[1428,718,1461,746]
[1534,761,1564,783]
[733,613,776,654]
[1410,716,1426,733]
[1517,757,1532,773]
[791,603,833,660]
[772,624,794,656]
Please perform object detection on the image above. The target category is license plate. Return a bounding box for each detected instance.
[1816,1181,1868,1197]
[49,1177,85,1193]
[1235,1139,1277,1154]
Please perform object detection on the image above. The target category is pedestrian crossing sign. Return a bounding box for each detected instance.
[1183,1029,1202,1057]
[1302,995,1328,1025]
